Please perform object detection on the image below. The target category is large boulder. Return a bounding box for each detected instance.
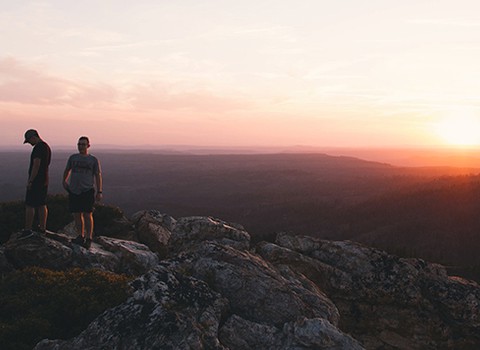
[4,232,74,270]
[165,241,364,348]
[95,236,159,275]
[3,231,158,275]
[256,232,480,349]
[131,210,174,257]
[170,216,251,252]
[174,241,339,325]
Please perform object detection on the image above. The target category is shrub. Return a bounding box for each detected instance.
[0,200,24,243]
[92,203,125,236]
[0,267,132,350]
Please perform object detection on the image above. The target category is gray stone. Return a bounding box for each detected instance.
[171,216,250,252]
[256,232,480,349]
[132,210,174,257]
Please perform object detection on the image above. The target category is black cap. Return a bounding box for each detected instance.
[23,129,39,144]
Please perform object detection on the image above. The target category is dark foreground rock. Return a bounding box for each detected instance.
[1,211,479,349]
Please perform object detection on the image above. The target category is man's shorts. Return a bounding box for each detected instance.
[25,185,48,207]
[69,189,95,213]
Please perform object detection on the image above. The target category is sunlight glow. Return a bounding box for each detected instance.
[435,110,480,146]
[2,1,480,148]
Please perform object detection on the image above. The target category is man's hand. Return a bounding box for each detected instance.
[96,192,103,202]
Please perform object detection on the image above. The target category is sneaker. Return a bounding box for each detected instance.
[83,238,92,249]
[18,229,35,239]
[72,235,86,245]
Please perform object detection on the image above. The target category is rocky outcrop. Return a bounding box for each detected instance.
[2,212,479,349]
[3,231,158,275]
[256,232,480,349]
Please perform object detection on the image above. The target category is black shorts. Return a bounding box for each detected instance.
[25,185,48,207]
[69,189,95,213]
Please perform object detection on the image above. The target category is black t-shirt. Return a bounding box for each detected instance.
[29,141,51,187]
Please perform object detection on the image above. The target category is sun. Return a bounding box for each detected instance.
[434,110,480,147]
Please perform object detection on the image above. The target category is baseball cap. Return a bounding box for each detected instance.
[23,129,39,143]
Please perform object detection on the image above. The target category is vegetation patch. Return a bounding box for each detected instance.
[0,267,132,350]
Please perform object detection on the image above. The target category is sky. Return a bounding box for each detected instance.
[2,0,480,149]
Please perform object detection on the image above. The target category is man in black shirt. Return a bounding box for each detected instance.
[22,129,51,237]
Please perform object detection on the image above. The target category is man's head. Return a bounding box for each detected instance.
[77,136,90,154]
[23,129,40,145]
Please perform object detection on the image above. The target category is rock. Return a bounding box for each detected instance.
[95,236,159,275]
[219,315,364,350]
[172,241,340,326]
[171,216,250,252]
[70,242,121,272]
[34,266,229,350]
[4,232,73,270]
[256,232,480,349]
[132,210,174,256]
[59,221,77,238]
[283,317,364,349]
[3,231,158,276]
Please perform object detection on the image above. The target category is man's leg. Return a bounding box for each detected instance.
[74,212,85,238]
[25,205,35,230]
[84,212,94,240]
[38,205,48,231]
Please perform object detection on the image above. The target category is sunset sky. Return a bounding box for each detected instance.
[2,1,480,149]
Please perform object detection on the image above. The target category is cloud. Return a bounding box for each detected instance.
[408,18,480,27]
[0,57,252,114]
[0,57,117,107]
[128,82,251,113]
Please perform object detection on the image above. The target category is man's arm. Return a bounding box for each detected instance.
[27,158,41,189]
[95,172,103,201]
[62,168,71,190]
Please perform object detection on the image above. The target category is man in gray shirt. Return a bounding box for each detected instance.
[63,136,103,248]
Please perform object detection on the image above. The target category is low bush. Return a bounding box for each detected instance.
[0,267,132,350]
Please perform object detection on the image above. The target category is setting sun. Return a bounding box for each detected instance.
[435,112,480,146]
